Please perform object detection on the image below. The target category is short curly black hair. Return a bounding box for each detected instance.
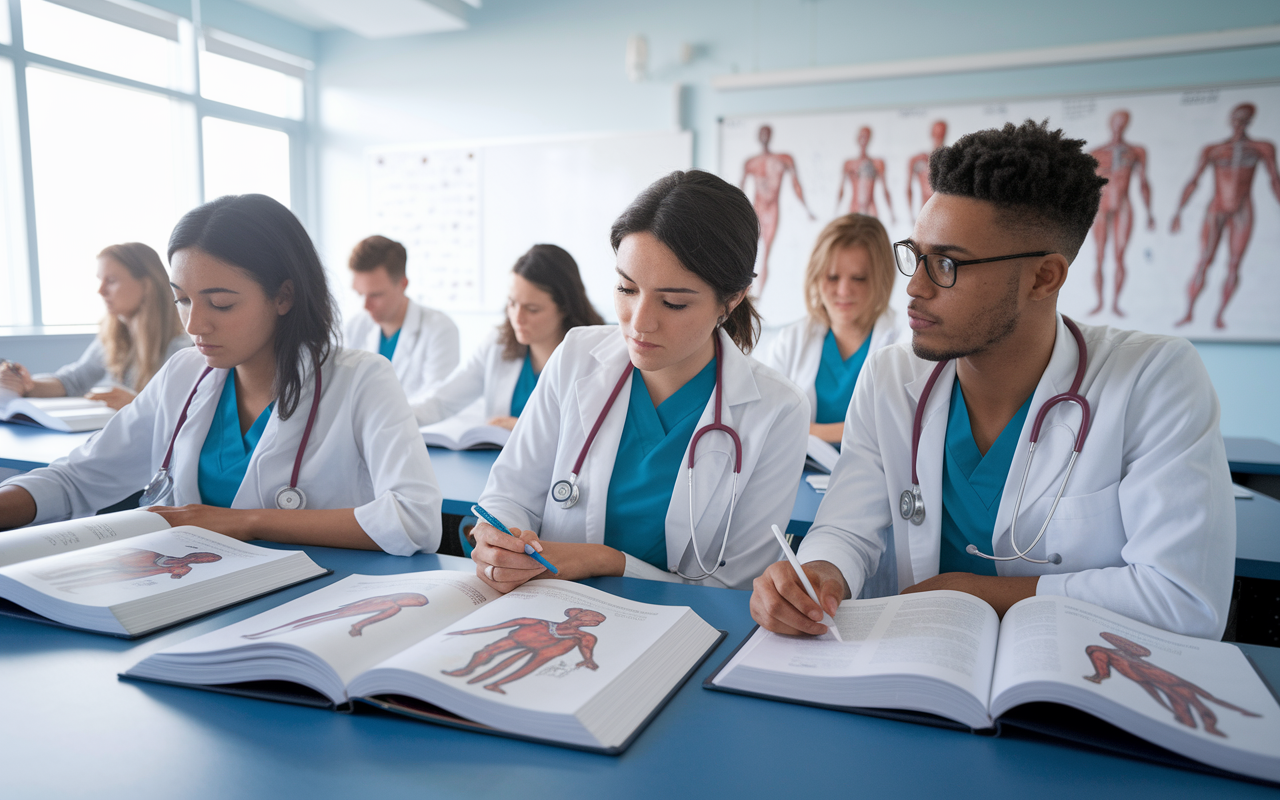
[929,119,1106,262]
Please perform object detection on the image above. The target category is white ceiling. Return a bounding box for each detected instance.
[237,0,480,38]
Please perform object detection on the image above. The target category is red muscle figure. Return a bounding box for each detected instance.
[741,124,815,294]
[241,592,429,639]
[34,549,222,592]
[1171,102,1280,329]
[1084,632,1260,737]
[441,607,606,694]
[1088,110,1155,317]
[906,120,947,221]
[837,126,894,224]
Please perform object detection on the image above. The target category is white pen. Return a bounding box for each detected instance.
[770,524,842,641]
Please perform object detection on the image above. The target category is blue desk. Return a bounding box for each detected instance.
[427,447,499,516]
[1226,437,1280,477]
[0,422,94,471]
[2,546,1277,800]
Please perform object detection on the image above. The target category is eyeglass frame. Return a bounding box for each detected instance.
[893,240,1055,289]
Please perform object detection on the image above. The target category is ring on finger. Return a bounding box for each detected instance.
[485,564,495,581]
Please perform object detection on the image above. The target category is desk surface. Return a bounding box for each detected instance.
[0,422,94,471]
[2,546,1278,800]
[1226,437,1280,476]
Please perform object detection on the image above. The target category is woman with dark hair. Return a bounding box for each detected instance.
[0,242,191,410]
[0,195,443,555]
[469,171,809,592]
[412,244,604,431]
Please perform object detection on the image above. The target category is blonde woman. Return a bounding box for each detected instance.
[0,243,190,409]
[763,214,899,443]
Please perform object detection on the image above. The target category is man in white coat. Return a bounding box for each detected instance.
[751,120,1235,640]
[344,235,460,402]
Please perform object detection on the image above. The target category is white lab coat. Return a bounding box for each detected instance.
[798,315,1235,639]
[344,299,460,402]
[411,330,525,426]
[4,347,443,556]
[761,309,900,422]
[478,325,810,590]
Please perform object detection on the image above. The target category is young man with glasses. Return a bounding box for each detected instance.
[751,121,1234,640]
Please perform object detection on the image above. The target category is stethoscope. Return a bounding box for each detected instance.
[549,335,743,580]
[139,365,322,510]
[898,316,1092,566]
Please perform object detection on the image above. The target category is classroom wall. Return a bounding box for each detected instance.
[316,0,1280,441]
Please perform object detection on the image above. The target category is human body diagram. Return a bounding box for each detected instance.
[441,607,606,694]
[1083,632,1260,737]
[241,592,430,639]
[837,126,894,224]
[741,125,815,294]
[1088,110,1155,317]
[33,549,222,592]
[1171,103,1280,329]
[906,120,947,221]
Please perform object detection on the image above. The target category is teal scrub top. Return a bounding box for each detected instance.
[814,329,871,424]
[509,352,538,418]
[378,328,401,361]
[603,358,717,570]
[938,381,1033,576]
[197,376,275,509]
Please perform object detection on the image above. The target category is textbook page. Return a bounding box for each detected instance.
[805,435,840,473]
[0,509,170,567]
[419,413,510,450]
[137,572,501,703]
[0,394,115,431]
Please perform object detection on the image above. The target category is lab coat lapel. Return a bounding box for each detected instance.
[574,333,633,545]
[171,368,227,505]
[390,300,422,374]
[905,359,954,587]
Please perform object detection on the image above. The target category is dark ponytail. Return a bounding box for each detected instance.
[609,170,762,353]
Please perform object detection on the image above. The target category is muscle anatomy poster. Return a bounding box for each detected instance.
[722,83,1280,341]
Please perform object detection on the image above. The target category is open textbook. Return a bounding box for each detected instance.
[124,572,724,752]
[0,393,115,432]
[419,415,510,450]
[804,435,839,473]
[708,592,1280,785]
[0,509,327,637]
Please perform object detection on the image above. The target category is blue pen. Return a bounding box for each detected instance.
[471,504,559,575]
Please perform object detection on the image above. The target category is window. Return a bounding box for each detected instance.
[200,29,306,120]
[202,117,291,208]
[0,57,30,326]
[0,0,12,46]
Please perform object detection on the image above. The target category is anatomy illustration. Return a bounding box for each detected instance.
[241,593,429,639]
[33,549,222,592]
[1083,632,1260,737]
[741,124,815,293]
[906,120,947,220]
[1171,102,1280,329]
[1088,110,1155,317]
[441,607,606,694]
[837,126,894,223]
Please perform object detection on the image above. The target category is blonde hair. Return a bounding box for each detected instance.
[97,243,185,392]
[803,214,895,330]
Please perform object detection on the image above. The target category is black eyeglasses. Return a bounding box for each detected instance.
[893,240,1054,288]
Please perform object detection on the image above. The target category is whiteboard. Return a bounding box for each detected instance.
[368,130,693,333]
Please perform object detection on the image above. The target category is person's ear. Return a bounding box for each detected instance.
[722,288,748,320]
[1028,254,1069,300]
[397,276,409,292]
[275,280,295,316]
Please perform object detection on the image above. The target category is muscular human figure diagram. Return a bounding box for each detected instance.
[1083,632,1260,737]
[837,126,894,224]
[241,593,429,639]
[1171,102,1280,329]
[33,549,222,592]
[1088,110,1155,317]
[906,120,947,221]
[741,124,815,294]
[441,607,605,694]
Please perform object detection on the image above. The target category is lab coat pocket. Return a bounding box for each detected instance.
[1040,481,1124,570]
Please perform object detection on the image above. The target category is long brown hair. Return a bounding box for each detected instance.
[497,244,604,361]
[97,243,186,392]
[803,214,895,331]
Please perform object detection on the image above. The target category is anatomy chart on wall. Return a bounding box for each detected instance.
[722,83,1280,341]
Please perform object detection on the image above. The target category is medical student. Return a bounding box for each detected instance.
[751,121,1234,640]
[0,194,443,555]
[0,243,191,410]
[412,244,604,431]
[763,214,900,443]
[343,235,459,401]
[469,170,809,592]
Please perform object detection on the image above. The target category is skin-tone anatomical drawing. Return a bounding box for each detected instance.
[837,126,894,224]
[741,125,816,294]
[33,549,222,592]
[440,607,605,694]
[1088,110,1155,317]
[240,593,429,639]
[1171,102,1280,329]
[906,120,947,221]
[1084,632,1260,737]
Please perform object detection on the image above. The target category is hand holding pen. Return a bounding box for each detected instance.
[470,504,560,593]
[0,361,33,395]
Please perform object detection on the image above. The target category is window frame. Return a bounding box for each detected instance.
[0,0,314,328]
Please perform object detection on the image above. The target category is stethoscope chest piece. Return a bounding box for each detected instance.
[275,486,307,511]
[551,477,579,509]
[140,468,174,507]
[899,486,925,526]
